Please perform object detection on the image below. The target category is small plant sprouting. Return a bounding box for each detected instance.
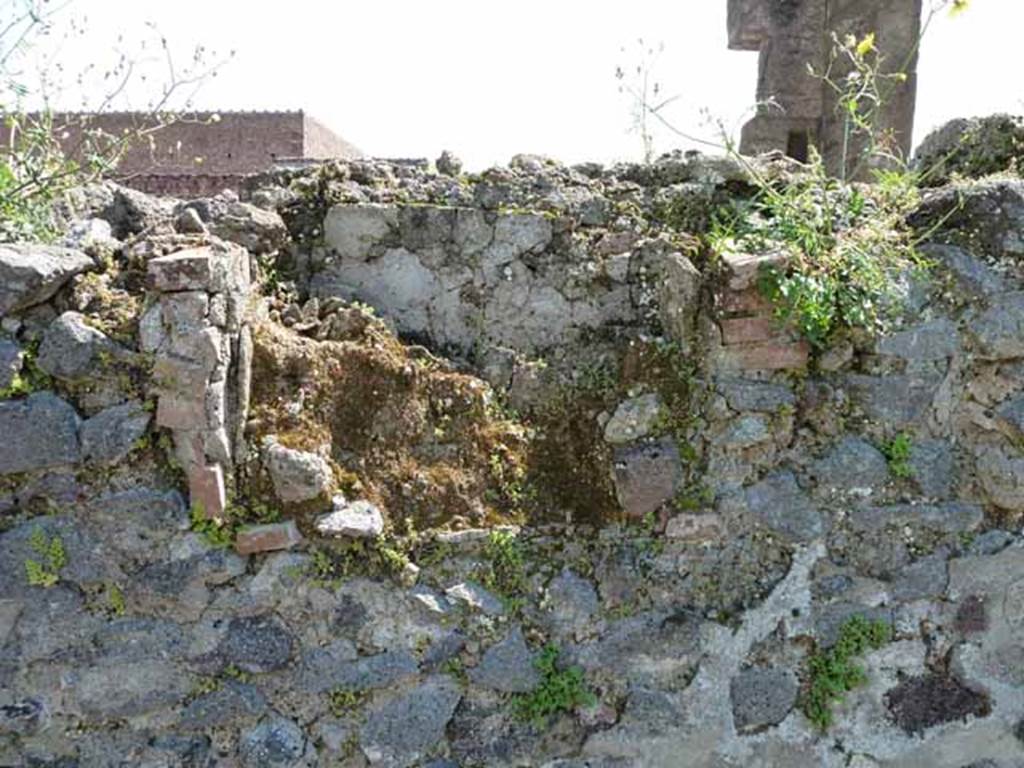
[802,615,892,730]
[106,581,127,616]
[189,503,235,548]
[24,527,66,588]
[442,656,470,686]
[326,687,367,718]
[0,340,51,398]
[481,530,528,610]
[882,433,914,479]
[514,644,596,728]
[222,664,252,684]
[376,544,410,576]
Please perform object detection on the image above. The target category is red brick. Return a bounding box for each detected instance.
[720,315,786,345]
[235,521,303,555]
[152,356,208,398]
[189,463,226,521]
[156,394,207,430]
[716,340,810,372]
[718,287,774,314]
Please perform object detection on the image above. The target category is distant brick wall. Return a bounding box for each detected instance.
[120,173,252,199]
[0,110,362,198]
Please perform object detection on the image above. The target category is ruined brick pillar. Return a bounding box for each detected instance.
[728,0,922,178]
[144,243,253,520]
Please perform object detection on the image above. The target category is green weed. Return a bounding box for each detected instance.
[480,530,528,610]
[24,527,66,588]
[189,503,236,548]
[882,433,914,479]
[802,615,892,730]
[514,644,596,728]
[326,687,367,718]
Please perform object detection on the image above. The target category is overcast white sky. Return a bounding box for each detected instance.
[26,0,1024,170]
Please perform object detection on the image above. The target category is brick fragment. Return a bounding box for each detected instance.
[720,249,787,291]
[716,340,810,372]
[235,521,303,555]
[719,287,774,314]
[720,315,785,345]
[156,393,208,430]
[188,462,226,521]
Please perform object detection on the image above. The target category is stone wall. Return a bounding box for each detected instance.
[2,137,1024,767]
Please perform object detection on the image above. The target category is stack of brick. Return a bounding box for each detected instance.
[713,250,809,373]
[144,243,253,520]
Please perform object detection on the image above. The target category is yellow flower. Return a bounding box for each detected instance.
[856,32,876,57]
[950,0,970,17]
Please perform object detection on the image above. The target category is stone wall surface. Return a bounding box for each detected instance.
[1,132,1024,767]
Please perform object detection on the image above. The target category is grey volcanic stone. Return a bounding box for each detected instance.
[360,677,462,767]
[101,183,176,237]
[892,555,949,602]
[0,243,92,316]
[207,201,288,255]
[975,447,1024,512]
[968,530,1014,556]
[546,568,599,638]
[72,659,193,718]
[844,373,942,428]
[176,206,207,234]
[603,393,663,444]
[240,715,311,768]
[301,646,418,694]
[92,618,187,663]
[445,581,504,616]
[612,438,682,518]
[877,318,960,361]
[745,471,822,542]
[996,395,1024,436]
[909,439,954,498]
[811,436,889,494]
[0,698,46,736]
[80,400,151,465]
[0,392,80,474]
[970,292,1024,360]
[217,614,295,674]
[471,627,540,693]
[718,414,771,450]
[849,502,983,534]
[316,497,384,539]
[263,439,333,503]
[180,681,267,729]
[730,667,798,733]
[324,204,398,261]
[36,311,124,381]
[910,180,1024,261]
[436,150,463,176]
[718,378,795,412]
[918,243,1007,299]
[914,115,1024,184]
